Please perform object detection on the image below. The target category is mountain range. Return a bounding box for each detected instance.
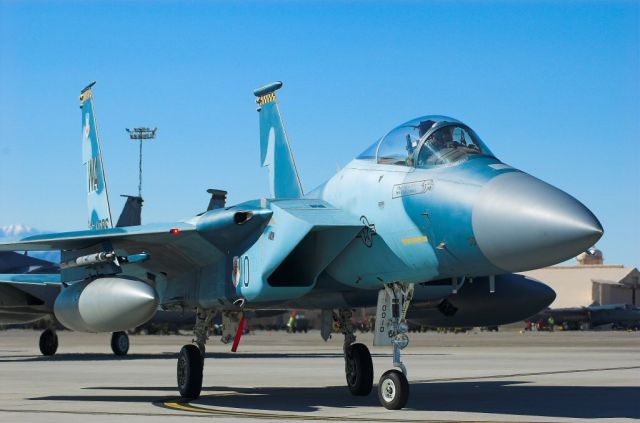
[0,224,61,263]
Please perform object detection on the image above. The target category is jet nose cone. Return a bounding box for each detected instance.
[472,172,603,272]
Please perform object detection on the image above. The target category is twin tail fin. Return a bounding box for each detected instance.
[80,82,113,230]
[254,81,303,199]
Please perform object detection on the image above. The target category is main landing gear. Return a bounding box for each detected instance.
[38,328,130,357]
[177,309,213,399]
[338,309,374,396]
[177,344,203,398]
[39,328,58,356]
[111,331,130,356]
[175,284,413,410]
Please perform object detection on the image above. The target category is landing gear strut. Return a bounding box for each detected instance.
[375,282,413,410]
[39,328,58,356]
[338,309,373,396]
[111,331,129,356]
[177,309,213,399]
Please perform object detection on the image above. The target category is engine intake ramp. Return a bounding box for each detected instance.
[237,199,363,303]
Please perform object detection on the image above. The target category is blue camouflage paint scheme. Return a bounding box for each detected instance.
[80,82,113,230]
[0,82,603,325]
[0,274,60,284]
[309,153,509,290]
[255,82,303,199]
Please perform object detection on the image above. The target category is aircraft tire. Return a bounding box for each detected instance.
[39,329,58,356]
[345,343,373,395]
[111,331,130,356]
[177,344,203,399]
[378,369,409,410]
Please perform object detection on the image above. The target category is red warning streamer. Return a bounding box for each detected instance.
[231,315,246,353]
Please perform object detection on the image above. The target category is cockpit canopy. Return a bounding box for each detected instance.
[357,116,494,167]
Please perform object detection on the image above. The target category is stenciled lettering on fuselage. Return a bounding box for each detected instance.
[391,179,433,199]
[87,156,99,193]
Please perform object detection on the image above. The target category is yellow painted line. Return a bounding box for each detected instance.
[401,235,428,245]
[163,399,517,422]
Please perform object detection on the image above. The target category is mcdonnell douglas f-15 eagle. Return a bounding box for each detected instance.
[0,81,602,409]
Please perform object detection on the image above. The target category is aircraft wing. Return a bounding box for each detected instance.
[0,222,197,252]
[0,274,61,321]
[0,207,273,281]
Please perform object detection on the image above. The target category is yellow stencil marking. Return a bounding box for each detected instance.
[401,235,428,245]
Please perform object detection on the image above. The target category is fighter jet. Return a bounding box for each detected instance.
[0,81,602,410]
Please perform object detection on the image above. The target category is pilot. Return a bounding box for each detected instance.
[417,120,436,137]
[429,128,451,151]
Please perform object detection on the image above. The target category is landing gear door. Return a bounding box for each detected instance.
[374,289,393,346]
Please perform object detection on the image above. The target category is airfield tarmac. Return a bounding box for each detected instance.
[0,329,638,423]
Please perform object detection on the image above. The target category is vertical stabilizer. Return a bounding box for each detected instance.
[80,81,113,230]
[115,195,143,227]
[206,189,228,211]
[254,81,303,198]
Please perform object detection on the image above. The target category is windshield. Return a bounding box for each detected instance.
[356,115,494,167]
[375,117,441,166]
[416,124,492,167]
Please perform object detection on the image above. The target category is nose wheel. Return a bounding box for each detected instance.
[378,369,409,410]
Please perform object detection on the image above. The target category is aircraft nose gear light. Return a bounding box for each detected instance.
[374,282,414,409]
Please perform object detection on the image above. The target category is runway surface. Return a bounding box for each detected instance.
[0,329,638,422]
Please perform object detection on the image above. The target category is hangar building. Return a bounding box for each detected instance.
[520,250,639,309]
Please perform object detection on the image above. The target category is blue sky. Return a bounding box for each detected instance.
[0,1,638,267]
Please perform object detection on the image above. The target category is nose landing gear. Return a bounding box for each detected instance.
[374,282,414,410]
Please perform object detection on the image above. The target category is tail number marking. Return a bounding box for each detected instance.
[87,157,99,193]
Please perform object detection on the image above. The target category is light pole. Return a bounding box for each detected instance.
[126,127,157,198]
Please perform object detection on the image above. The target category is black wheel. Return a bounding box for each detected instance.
[39,329,58,356]
[345,343,373,396]
[111,331,129,356]
[378,369,409,410]
[177,344,203,399]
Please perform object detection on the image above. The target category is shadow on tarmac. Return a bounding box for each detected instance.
[0,351,447,362]
[29,380,640,419]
